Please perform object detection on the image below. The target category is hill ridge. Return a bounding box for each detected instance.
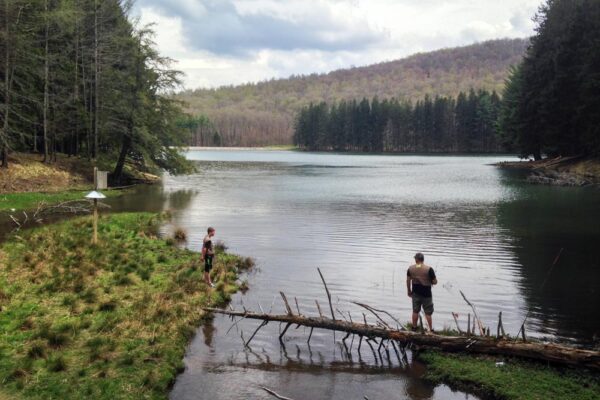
[178,38,529,146]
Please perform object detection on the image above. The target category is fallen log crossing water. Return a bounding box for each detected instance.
[204,268,600,371]
[204,307,600,370]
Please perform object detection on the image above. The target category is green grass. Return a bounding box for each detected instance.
[0,190,124,211]
[419,351,600,400]
[0,212,252,399]
[263,144,298,151]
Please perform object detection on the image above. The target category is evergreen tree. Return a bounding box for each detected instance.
[0,0,192,175]
[498,0,600,158]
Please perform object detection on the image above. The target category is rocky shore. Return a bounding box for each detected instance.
[495,156,600,187]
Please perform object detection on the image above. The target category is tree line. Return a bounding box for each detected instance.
[178,114,223,147]
[0,0,191,181]
[499,0,600,159]
[293,90,502,153]
[179,39,526,146]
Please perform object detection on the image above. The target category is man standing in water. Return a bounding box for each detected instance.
[407,252,437,332]
[201,227,216,288]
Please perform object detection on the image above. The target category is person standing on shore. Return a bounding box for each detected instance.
[202,227,216,287]
[406,252,437,332]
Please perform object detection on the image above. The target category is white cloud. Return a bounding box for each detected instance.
[134,0,541,89]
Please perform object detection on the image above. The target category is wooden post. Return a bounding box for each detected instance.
[93,166,98,189]
[452,312,462,334]
[92,198,98,244]
[467,313,471,335]
[497,311,505,338]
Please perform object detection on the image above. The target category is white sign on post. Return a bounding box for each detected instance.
[96,170,108,190]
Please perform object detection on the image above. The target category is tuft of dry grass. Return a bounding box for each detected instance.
[172,226,187,241]
[0,152,91,194]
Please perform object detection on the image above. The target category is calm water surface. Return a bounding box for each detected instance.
[108,151,600,399]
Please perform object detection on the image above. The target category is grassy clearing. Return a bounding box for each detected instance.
[0,212,252,399]
[419,351,600,400]
[0,152,160,196]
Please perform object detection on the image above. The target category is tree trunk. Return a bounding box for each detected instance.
[205,308,600,371]
[112,133,131,184]
[1,0,11,168]
[93,0,99,160]
[73,12,79,157]
[42,0,50,162]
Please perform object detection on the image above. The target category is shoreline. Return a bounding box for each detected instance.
[494,156,600,186]
[184,145,297,151]
[419,351,600,400]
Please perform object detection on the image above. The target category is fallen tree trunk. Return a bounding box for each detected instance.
[204,307,600,371]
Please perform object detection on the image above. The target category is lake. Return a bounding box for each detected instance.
[85,150,600,398]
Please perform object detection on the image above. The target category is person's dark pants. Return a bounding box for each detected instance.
[204,255,214,273]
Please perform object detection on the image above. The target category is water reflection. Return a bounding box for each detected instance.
[172,301,476,400]
[496,171,600,345]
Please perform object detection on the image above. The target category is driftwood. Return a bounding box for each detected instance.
[459,290,485,335]
[261,387,295,400]
[4,199,109,233]
[205,307,600,371]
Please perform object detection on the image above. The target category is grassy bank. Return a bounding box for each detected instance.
[0,152,160,211]
[0,213,252,399]
[0,190,125,212]
[419,351,600,400]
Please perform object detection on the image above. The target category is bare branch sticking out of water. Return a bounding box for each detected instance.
[261,387,295,400]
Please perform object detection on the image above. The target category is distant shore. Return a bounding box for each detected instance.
[185,145,296,151]
[494,156,600,186]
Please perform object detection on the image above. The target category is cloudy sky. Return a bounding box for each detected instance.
[133,0,541,89]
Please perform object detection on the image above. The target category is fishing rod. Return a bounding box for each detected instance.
[514,247,564,341]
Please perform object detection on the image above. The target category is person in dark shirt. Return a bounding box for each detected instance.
[201,227,216,288]
[406,252,437,332]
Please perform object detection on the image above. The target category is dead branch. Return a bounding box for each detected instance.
[261,387,295,400]
[352,301,406,330]
[317,267,335,320]
[280,292,293,315]
[459,290,485,335]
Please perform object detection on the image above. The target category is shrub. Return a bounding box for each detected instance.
[173,227,187,241]
[214,240,228,252]
[237,257,255,270]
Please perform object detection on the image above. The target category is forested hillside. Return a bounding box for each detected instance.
[178,38,528,146]
[0,0,192,182]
